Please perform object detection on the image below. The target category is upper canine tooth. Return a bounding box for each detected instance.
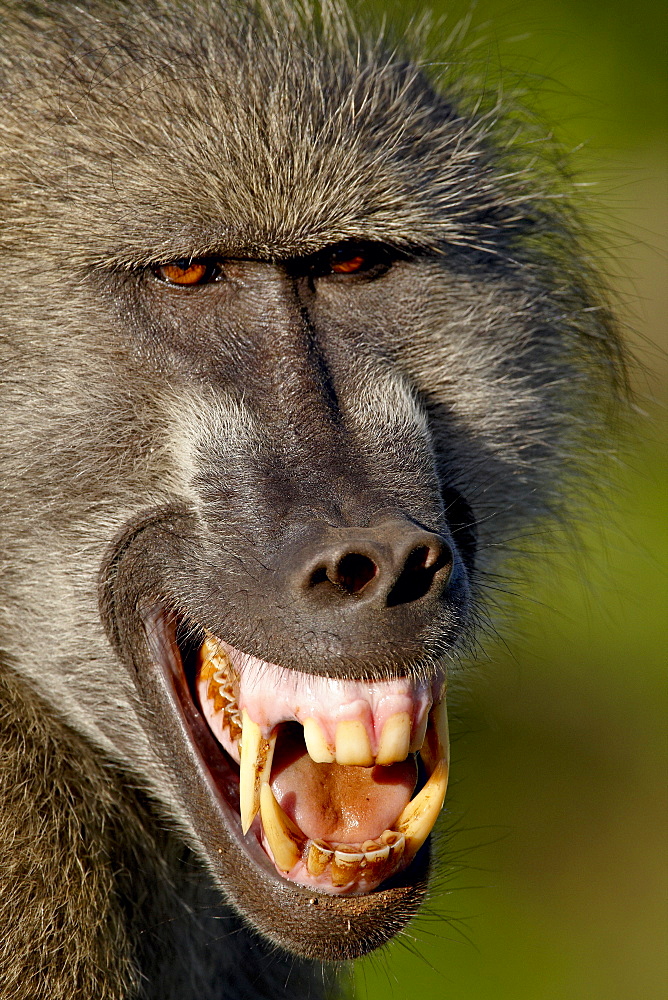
[239,709,276,834]
[335,720,374,766]
[409,711,429,753]
[394,758,449,859]
[420,690,449,776]
[434,694,449,764]
[376,712,411,764]
[259,784,305,873]
[303,718,335,763]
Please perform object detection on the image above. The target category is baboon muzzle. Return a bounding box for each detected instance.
[101,501,466,956]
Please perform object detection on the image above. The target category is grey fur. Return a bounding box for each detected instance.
[0,1,623,998]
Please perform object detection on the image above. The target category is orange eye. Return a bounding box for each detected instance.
[318,242,392,278]
[330,253,366,274]
[154,260,218,286]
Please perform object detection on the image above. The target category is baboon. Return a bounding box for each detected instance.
[0,1,623,997]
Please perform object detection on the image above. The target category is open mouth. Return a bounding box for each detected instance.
[102,507,458,956]
[187,633,449,896]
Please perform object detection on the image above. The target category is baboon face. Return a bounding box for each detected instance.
[0,0,619,966]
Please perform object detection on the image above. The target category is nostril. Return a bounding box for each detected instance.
[420,544,442,571]
[329,553,378,596]
[386,541,452,608]
[309,566,329,587]
[408,545,432,571]
[299,525,453,607]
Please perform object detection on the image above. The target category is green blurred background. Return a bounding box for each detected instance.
[347,1,668,998]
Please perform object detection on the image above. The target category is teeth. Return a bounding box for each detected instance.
[420,688,449,776]
[304,832,406,886]
[409,711,428,753]
[335,719,374,766]
[200,630,450,886]
[239,710,276,834]
[303,718,335,763]
[307,839,333,876]
[198,638,242,740]
[199,635,222,673]
[376,711,411,765]
[331,846,365,887]
[259,783,305,873]
[394,758,448,859]
[362,838,390,862]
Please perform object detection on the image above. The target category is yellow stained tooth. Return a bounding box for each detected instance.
[362,841,390,867]
[376,712,411,764]
[303,718,335,763]
[379,829,405,849]
[394,759,448,859]
[259,784,304,873]
[239,709,275,834]
[331,846,364,887]
[306,840,333,876]
[335,720,374,766]
[363,831,404,882]
[200,635,228,670]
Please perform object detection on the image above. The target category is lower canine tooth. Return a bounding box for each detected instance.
[259,784,304,873]
[239,710,276,834]
[394,758,448,859]
[335,720,374,766]
[376,712,411,764]
[303,718,335,763]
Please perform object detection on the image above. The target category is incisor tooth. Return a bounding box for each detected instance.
[394,758,448,859]
[362,840,390,862]
[376,712,411,764]
[259,784,304,873]
[335,719,374,766]
[239,709,275,834]
[303,718,335,763]
[307,840,333,876]
[331,846,365,887]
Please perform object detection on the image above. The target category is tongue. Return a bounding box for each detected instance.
[270,724,417,843]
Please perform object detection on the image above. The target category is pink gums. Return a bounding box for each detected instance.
[201,638,440,754]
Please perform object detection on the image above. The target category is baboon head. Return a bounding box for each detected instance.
[0,0,621,973]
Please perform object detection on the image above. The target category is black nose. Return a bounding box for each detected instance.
[288,519,453,610]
